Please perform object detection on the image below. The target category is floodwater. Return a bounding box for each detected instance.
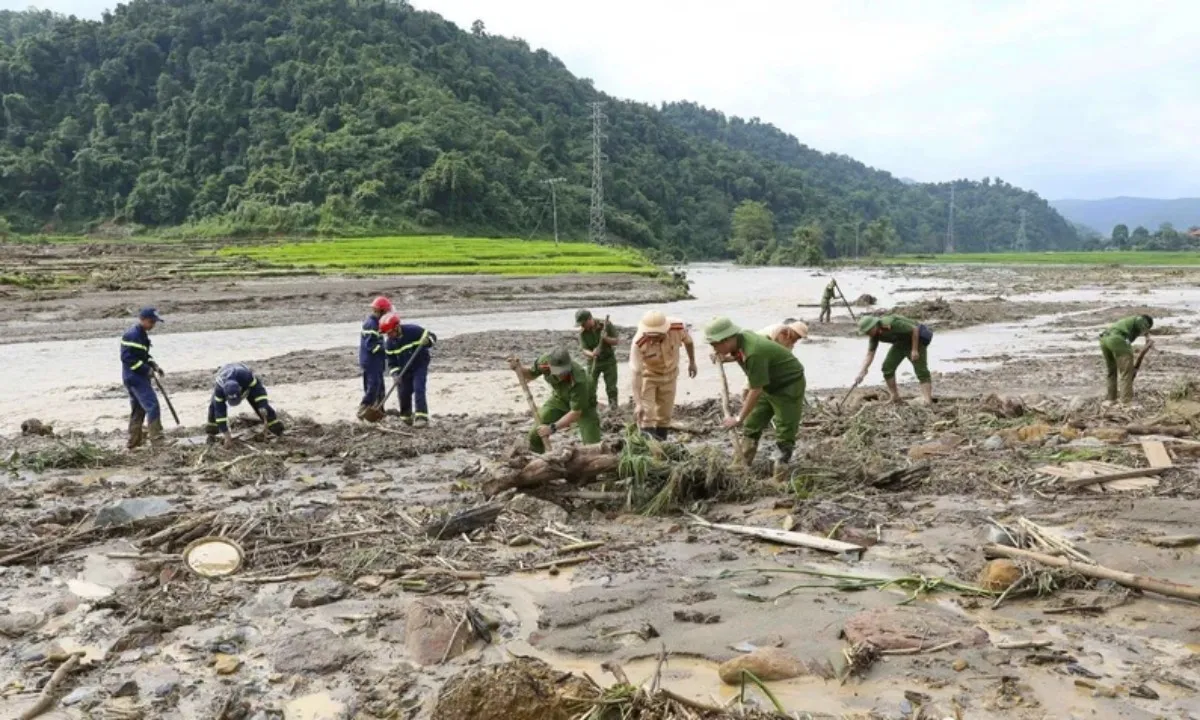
[0,264,1178,434]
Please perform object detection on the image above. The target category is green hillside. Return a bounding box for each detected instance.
[0,0,1078,260]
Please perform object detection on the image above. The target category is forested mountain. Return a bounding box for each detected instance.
[1052,197,1200,236]
[0,0,1078,260]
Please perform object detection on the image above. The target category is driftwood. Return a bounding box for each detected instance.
[689,514,865,555]
[869,463,930,490]
[983,544,1200,603]
[1061,465,1167,489]
[1124,424,1191,437]
[1148,535,1200,548]
[423,503,504,539]
[19,653,82,720]
[482,442,620,497]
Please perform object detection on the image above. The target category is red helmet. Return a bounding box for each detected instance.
[379,312,401,334]
[371,296,393,312]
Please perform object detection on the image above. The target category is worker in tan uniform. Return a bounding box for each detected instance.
[759,319,809,351]
[630,311,697,440]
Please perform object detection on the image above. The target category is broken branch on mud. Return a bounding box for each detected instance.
[689,515,864,555]
[983,544,1200,603]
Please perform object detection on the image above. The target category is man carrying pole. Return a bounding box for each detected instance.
[705,317,807,467]
[508,348,601,454]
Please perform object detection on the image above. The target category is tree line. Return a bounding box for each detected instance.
[1,0,1080,262]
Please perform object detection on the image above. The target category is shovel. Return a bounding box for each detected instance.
[153,373,181,426]
[362,342,426,423]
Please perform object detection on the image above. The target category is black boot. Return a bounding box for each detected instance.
[655,427,669,441]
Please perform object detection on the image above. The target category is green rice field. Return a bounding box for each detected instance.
[218,235,658,275]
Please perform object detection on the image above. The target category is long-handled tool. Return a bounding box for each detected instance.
[714,356,744,463]
[832,279,857,322]
[513,362,549,451]
[1131,339,1155,380]
[836,377,863,413]
[363,340,427,423]
[152,374,181,426]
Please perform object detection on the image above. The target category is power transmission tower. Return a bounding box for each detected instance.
[945,185,956,253]
[588,102,607,246]
[1015,208,1028,251]
[541,177,567,245]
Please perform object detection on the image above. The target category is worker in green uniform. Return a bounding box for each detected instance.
[576,309,621,410]
[508,348,602,454]
[705,317,807,465]
[1100,314,1153,403]
[819,281,836,323]
[856,315,934,404]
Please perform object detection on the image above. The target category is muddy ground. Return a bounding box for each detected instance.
[2,262,1200,719]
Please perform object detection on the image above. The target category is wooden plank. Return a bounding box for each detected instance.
[1141,440,1173,469]
[687,514,864,555]
[1062,466,1167,489]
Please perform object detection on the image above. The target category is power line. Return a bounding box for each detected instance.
[1015,208,1028,251]
[541,177,566,245]
[945,184,955,253]
[588,101,607,246]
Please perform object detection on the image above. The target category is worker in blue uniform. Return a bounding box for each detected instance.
[120,307,165,449]
[382,313,437,427]
[205,363,284,444]
[358,296,393,419]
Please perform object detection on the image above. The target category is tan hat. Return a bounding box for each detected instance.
[637,310,669,335]
[787,321,809,339]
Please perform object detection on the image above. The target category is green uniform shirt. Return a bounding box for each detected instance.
[735,331,805,394]
[1105,316,1151,342]
[822,285,835,302]
[580,322,619,362]
[531,355,594,411]
[868,315,919,351]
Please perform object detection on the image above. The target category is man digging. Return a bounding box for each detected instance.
[508,348,601,453]
[206,362,284,445]
[855,314,934,404]
[119,307,166,449]
[576,309,621,411]
[705,317,807,467]
[1100,314,1153,404]
[357,296,392,420]
[630,311,697,440]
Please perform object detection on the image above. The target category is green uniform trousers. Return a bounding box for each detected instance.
[1100,332,1136,402]
[742,376,806,451]
[528,397,602,453]
[589,358,619,406]
[819,300,832,323]
[881,340,931,383]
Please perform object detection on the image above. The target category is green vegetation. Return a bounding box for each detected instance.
[872,251,1200,266]
[220,236,657,275]
[0,0,1077,263]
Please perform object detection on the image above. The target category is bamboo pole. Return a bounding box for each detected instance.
[983,544,1200,603]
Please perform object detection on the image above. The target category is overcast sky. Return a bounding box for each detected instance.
[11,0,1199,201]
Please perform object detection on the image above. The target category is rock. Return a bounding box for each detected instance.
[1086,427,1128,443]
[952,658,969,672]
[21,418,54,436]
[433,658,596,720]
[717,549,738,561]
[152,681,179,697]
[717,648,833,685]
[673,610,720,624]
[214,653,241,674]
[1067,396,1088,413]
[980,394,1024,419]
[62,686,99,706]
[978,559,1022,591]
[112,680,139,698]
[94,496,175,527]
[0,611,44,638]
[983,526,1020,547]
[506,494,568,524]
[354,575,386,591]
[843,606,989,651]
[406,599,471,665]
[274,628,360,674]
[982,435,1005,451]
[290,577,349,609]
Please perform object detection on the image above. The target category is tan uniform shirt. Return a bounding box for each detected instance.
[759,324,786,344]
[630,319,692,379]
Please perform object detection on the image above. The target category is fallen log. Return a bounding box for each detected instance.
[1124,424,1191,437]
[481,442,620,497]
[1148,535,1200,548]
[688,514,865,555]
[1061,465,1167,489]
[423,503,504,539]
[983,544,1200,603]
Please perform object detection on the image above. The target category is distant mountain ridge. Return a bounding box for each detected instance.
[1051,197,1200,234]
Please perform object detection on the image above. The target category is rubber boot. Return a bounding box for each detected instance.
[147,419,164,448]
[414,416,429,429]
[739,438,759,466]
[656,427,669,441]
[919,382,934,405]
[885,377,902,404]
[771,444,793,484]
[127,410,145,450]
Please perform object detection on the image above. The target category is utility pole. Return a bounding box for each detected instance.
[1015,208,1028,251]
[945,185,956,253]
[855,221,861,259]
[588,102,607,246]
[541,177,566,244]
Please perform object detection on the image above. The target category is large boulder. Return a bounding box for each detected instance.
[717,648,834,685]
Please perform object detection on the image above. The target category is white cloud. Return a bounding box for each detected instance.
[11,0,1200,199]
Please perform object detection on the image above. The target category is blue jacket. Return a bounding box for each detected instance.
[386,324,436,376]
[360,315,384,368]
[120,324,155,380]
[210,363,261,430]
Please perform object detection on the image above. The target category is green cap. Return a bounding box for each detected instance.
[546,347,573,375]
[857,316,882,335]
[704,317,742,343]
[575,309,593,325]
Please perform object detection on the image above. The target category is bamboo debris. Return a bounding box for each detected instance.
[1016,518,1092,564]
[689,514,864,555]
[983,544,1200,603]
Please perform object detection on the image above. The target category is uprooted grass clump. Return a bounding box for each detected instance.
[618,427,765,515]
[2,438,120,472]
